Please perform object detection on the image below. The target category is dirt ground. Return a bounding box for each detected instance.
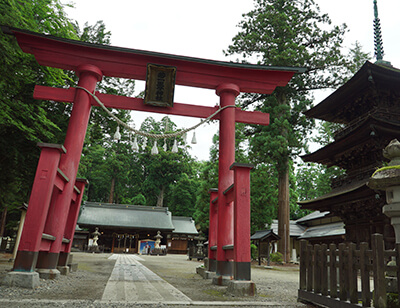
[0,252,312,307]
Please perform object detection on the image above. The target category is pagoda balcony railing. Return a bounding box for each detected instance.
[333,110,379,141]
[330,167,378,189]
[333,109,400,141]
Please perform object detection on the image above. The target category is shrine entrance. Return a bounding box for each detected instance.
[111,233,137,254]
[2,25,302,292]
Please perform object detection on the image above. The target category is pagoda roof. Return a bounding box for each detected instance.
[304,61,400,123]
[297,179,371,211]
[301,114,400,167]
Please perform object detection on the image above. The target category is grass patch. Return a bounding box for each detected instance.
[78,262,95,272]
[203,289,225,298]
[258,293,271,298]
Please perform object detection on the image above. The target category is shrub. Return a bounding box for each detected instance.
[251,244,258,260]
[270,252,283,264]
[387,293,399,308]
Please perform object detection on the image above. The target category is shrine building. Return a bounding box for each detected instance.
[76,202,198,254]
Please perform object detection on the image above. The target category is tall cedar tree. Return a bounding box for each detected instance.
[224,0,349,262]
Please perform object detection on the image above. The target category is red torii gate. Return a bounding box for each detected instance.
[3,26,302,292]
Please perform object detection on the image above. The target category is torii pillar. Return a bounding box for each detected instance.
[215,83,239,279]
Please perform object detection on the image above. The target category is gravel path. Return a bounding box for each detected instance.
[0,252,313,307]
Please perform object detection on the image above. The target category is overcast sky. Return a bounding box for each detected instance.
[61,0,400,161]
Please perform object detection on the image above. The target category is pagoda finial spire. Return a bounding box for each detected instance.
[373,0,384,61]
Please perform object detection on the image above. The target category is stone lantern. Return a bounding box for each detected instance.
[368,139,400,243]
[152,231,165,256]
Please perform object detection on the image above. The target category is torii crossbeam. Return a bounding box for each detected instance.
[2,26,303,292]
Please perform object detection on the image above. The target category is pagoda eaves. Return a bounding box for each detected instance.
[301,114,400,170]
[304,61,400,124]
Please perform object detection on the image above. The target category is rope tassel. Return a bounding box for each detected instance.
[191,131,197,144]
[151,140,159,155]
[114,126,121,141]
[132,136,139,152]
[172,139,178,153]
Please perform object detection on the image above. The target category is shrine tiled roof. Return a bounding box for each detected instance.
[295,211,331,224]
[171,217,198,235]
[250,229,280,241]
[299,222,345,240]
[269,220,306,237]
[78,202,175,231]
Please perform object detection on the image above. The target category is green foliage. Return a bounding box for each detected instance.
[345,41,371,78]
[250,164,278,233]
[387,293,399,308]
[251,244,258,260]
[270,252,283,263]
[129,194,146,206]
[166,173,197,217]
[295,162,344,202]
[193,137,219,233]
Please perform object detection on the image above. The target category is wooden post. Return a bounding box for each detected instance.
[231,163,253,281]
[314,244,321,294]
[360,242,371,307]
[306,244,313,292]
[299,240,307,291]
[338,243,347,301]
[372,233,387,308]
[111,235,115,253]
[321,244,328,296]
[208,188,218,272]
[348,242,358,304]
[329,243,337,298]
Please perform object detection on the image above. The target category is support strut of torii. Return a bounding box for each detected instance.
[2,26,304,292]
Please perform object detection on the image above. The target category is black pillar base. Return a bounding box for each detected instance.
[234,261,251,280]
[13,250,39,272]
[216,260,233,277]
[36,251,59,269]
[57,252,69,267]
[208,258,217,272]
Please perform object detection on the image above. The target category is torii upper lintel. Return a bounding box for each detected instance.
[3,26,304,94]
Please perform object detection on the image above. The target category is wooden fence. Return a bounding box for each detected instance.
[298,234,400,308]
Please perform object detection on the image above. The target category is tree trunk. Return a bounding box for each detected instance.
[108,177,115,204]
[276,89,290,263]
[156,185,165,207]
[277,163,290,263]
[0,206,7,239]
